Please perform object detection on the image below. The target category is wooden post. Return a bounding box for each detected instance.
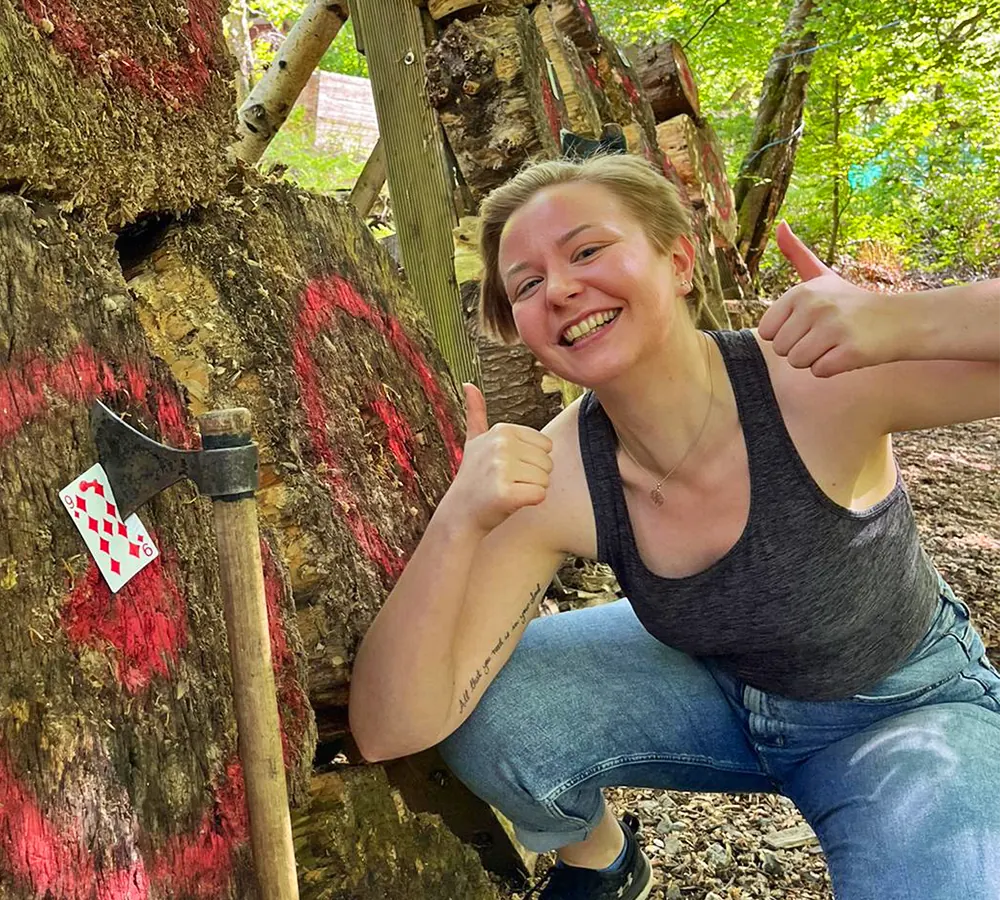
[199,409,299,900]
[348,0,482,388]
[350,138,387,218]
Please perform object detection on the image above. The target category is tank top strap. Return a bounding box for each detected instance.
[577,390,631,570]
[706,328,801,492]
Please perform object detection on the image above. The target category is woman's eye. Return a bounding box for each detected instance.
[514,278,541,299]
[574,245,602,261]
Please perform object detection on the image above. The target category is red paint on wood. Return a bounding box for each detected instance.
[17,0,218,106]
[575,0,597,31]
[261,540,311,768]
[539,73,563,145]
[293,275,462,579]
[370,392,417,484]
[61,550,187,693]
[585,62,602,92]
[148,758,248,898]
[0,752,150,900]
[621,74,640,108]
[0,344,191,449]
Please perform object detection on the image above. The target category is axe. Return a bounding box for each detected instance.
[91,400,299,900]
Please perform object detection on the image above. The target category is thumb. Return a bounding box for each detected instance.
[462,383,489,442]
[776,221,831,281]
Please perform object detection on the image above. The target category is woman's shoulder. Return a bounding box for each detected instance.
[533,394,599,559]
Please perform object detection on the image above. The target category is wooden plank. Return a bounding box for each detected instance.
[349,138,387,218]
[349,0,482,387]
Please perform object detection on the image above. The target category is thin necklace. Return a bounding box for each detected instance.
[612,334,715,508]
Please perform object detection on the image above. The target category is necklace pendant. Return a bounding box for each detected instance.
[650,486,664,507]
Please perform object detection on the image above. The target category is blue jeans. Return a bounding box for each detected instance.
[438,582,1000,899]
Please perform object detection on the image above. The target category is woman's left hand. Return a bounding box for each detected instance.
[758,223,898,377]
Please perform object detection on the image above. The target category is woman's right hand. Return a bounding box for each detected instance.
[442,383,555,535]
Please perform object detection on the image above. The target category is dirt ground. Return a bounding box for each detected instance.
[496,415,999,900]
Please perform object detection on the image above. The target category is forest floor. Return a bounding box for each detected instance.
[493,416,999,900]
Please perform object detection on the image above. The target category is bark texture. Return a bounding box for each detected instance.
[0,194,314,899]
[635,40,701,122]
[292,767,498,900]
[533,2,602,138]
[426,10,566,204]
[0,0,233,226]
[122,177,463,743]
[733,0,818,278]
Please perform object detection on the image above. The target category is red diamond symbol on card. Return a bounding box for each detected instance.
[103,519,113,535]
[99,537,110,555]
[105,501,117,518]
[76,496,87,511]
[129,543,140,558]
[110,559,121,575]
[118,522,128,537]
[87,517,99,532]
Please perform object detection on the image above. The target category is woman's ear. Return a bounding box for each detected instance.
[671,234,697,284]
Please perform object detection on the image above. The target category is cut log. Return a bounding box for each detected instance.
[123,177,463,737]
[697,121,738,245]
[428,0,530,21]
[656,114,707,205]
[690,206,730,331]
[548,0,602,53]
[292,766,499,899]
[0,193,315,898]
[383,747,538,879]
[0,0,233,226]
[426,10,568,203]
[585,40,658,147]
[533,2,603,137]
[634,40,701,122]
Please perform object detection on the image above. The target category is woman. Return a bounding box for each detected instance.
[348,154,1000,900]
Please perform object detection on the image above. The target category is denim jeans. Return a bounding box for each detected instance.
[438,581,1000,900]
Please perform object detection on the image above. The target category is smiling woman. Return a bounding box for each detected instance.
[348,152,1000,900]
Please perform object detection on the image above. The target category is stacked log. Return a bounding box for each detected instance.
[426,9,567,203]
[635,40,700,122]
[634,40,755,307]
[0,3,509,896]
[0,0,234,226]
[425,0,728,428]
[0,192,314,899]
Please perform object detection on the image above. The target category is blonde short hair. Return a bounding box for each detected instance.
[477,154,702,344]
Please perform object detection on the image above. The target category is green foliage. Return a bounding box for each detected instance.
[592,0,1000,273]
[259,107,368,196]
[249,1,368,76]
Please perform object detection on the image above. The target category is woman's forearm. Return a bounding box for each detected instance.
[348,505,484,762]
[891,279,1000,363]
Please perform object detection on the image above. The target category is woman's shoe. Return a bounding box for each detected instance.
[526,813,654,900]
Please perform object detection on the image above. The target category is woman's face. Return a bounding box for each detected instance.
[498,181,688,387]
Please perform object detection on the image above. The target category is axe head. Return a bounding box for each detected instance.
[90,400,194,520]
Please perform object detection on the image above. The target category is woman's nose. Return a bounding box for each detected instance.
[545,267,581,306]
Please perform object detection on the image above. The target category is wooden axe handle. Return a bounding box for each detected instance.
[200,410,299,900]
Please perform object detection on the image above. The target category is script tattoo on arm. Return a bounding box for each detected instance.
[457,582,545,716]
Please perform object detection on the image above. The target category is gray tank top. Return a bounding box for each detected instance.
[578,328,939,701]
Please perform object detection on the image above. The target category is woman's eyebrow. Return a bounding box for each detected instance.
[504,224,595,279]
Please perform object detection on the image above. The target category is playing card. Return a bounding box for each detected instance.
[60,463,159,593]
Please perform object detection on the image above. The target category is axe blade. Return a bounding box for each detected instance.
[90,400,194,519]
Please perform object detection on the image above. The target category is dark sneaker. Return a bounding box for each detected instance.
[526,813,654,900]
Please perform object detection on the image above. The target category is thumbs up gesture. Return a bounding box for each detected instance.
[758,223,895,377]
[443,384,555,535]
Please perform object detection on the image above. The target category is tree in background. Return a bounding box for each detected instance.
[576,0,1000,276]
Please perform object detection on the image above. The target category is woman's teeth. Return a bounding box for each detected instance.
[563,310,619,345]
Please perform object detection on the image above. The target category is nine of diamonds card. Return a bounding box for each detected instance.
[60,463,159,593]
